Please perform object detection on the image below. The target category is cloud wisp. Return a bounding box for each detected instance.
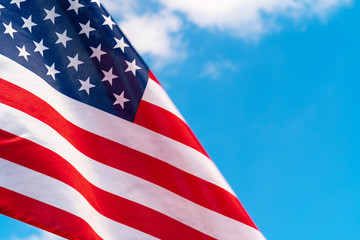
[200,60,239,80]
[11,231,64,240]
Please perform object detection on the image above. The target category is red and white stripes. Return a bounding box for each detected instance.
[0,55,265,240]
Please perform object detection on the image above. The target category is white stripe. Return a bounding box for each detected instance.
[0,158,157,240]
[0,103,265,240]
[142,78,185,121]
[0,55,234,195]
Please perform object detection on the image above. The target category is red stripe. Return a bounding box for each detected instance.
[135,100,210,157]
[0,186,102,240]
[149,69,160,84]
[0,130,214,240]
[0,78,258,230]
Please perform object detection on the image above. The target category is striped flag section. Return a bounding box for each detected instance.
[0,1,265,239]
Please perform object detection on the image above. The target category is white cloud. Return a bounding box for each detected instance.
[100,0,352,64]
[156,0,352,38]
[119,11,185,67]
[99,0,184,66]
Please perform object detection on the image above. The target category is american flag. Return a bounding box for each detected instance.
[0,0,265,239]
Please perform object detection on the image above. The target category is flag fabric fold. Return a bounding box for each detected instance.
[0,0,265,239]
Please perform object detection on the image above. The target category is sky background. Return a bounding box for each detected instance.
[1,0,360,239]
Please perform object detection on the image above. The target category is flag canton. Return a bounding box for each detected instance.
[0,0,149,122]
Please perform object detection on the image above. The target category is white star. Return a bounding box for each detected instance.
[33,39,49,57]
[102,15,115,30]
[102,67,118,85]
[90,44,106,61]
[45,63,60,80]
[0,4,4,9]
[91,0,101,7]
[10,0,25,8]
[78,77,95,95]
[67,54,84,71]
[114,37,129,53]
[79,20,95,38]
[21,16,37,33]
[67,0,84,14]
[16,45,30,61]
[113,91,130,109]
[55,30,72,48]
[125,59,141,76]
[44,7,60,24]
[3,22,17,39]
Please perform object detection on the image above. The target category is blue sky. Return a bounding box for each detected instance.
[1,0,360,239]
